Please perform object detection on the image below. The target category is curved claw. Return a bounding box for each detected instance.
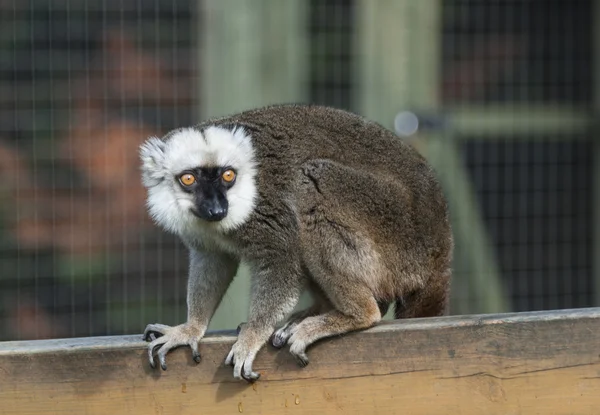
[241,370,260,383]
[147,337,168,368]
[230,347,261,382]
[158,350,168,371]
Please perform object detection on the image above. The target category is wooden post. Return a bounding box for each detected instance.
[1,308,599,414]
[198,0,308,330]
[200,0,308,119]
[593,0,600,307]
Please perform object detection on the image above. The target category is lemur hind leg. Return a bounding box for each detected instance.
[286,285,382,366]
[286,159,406,366]
[271,281,332,348]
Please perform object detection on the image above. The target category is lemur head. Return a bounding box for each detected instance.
[139,126,258,235]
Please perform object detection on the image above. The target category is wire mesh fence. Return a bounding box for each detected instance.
[0,0,196,340]
[443,0,594,312]
[0,0,596,341]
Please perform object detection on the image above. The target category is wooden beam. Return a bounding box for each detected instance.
[1,308,600,414]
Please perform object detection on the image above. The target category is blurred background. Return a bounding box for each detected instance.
[0,0,597,341]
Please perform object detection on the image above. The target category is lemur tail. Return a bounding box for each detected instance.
[393,290,449,320]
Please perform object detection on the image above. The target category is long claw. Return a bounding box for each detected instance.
[148,345,156,368]
[242,370,261,382]
[147,337,167,369]
[157,342,174,371]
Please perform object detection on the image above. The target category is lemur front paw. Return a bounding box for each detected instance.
[143,323,204,370]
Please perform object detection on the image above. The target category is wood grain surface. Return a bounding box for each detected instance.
[1,308,599,415]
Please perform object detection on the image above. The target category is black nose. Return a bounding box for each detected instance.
[192,200,228,222]
[206,206,227,221]
[193,191,229,222]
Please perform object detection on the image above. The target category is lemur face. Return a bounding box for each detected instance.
[139,126,258,234]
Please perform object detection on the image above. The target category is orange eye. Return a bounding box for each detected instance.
[180,173,196,186]
[222,169,236,183]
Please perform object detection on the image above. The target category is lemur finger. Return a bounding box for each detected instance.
[159,355,167,371]
[233,360,243,380]
[292,350,309,367]
[157,341,176,371]
[143,323,171,341]
[189,340,201,363]
[289,334,310,367]
[242,351,260,382]
[233,359,260,382]
[147,337,168,368]
[271,325,292,348]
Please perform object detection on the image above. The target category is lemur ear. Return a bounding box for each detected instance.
[139,137,167,187]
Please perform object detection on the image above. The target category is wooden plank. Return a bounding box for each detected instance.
[1,309,599,414]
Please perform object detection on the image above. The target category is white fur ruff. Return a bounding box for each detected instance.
[139,126,258,238]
